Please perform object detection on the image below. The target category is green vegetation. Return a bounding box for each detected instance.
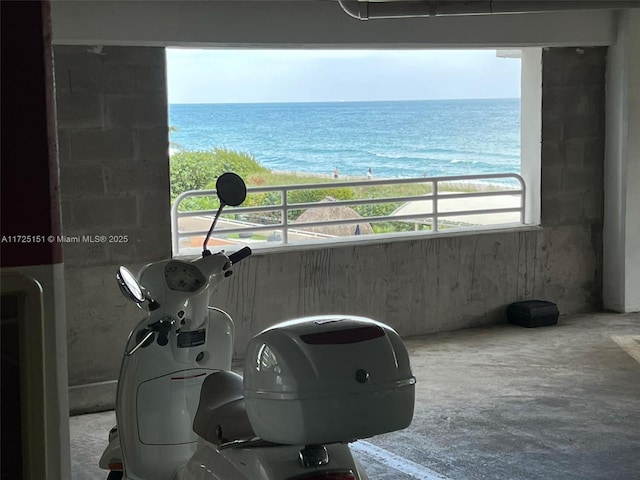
[170,147,269,211]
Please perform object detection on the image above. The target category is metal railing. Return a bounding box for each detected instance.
[171,173,526,255]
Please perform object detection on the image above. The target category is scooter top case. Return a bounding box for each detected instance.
[243,315,416,446]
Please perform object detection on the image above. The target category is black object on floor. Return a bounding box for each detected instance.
[507,300,559,327]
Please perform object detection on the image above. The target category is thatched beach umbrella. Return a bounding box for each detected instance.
[294,197,374,237]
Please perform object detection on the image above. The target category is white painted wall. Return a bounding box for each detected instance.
[1,265,71,480]
[50,1,619,48]
[521,48,542,225]
[604,11,640,312]
[628,13,640,312]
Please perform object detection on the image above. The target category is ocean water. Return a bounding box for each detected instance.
[168,98,520,180]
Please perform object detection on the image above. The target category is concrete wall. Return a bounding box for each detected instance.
[214,229,543,360]
[56,46,606,412]
[53,46,171,411]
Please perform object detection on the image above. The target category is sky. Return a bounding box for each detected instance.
[166,48,521,104]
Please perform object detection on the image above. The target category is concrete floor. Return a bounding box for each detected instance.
[71,312,640,480]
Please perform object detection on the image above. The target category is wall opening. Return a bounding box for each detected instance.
[165,48,528,253]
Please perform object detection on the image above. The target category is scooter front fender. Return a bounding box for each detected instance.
[99,429,122,472]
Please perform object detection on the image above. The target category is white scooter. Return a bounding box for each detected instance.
[100,173,416,480]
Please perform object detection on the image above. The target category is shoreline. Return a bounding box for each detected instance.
[271,169,368,181]
[270,169,520,191]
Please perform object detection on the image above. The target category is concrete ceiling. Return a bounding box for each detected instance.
[51,0,621,48]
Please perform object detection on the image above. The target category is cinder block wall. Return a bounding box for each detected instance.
[538,47,606,310]
[54,46,170,411]
[55,46,606,413]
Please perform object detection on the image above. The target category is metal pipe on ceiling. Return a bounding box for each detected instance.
[338,0,640,20]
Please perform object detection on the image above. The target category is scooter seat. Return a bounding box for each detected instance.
[193,371,256,445]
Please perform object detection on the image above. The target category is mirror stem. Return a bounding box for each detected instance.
[202,203,226,256]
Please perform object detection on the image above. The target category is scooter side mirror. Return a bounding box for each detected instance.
[117,266,145,306]
[216,172,247,207]
[202,172,248,256]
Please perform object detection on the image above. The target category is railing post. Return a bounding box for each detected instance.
[282,186,289,244]
[170,199,179,255]
[432,179,439,232]
[520,177,526,225]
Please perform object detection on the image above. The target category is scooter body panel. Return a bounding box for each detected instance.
[114,308,234,480]
[177,438,369,480]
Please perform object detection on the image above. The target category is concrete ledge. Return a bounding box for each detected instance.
[198,224,544,257]
[69,380,117,415]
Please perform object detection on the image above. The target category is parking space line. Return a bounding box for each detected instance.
[611,335,640,364]
[352,440,452,480]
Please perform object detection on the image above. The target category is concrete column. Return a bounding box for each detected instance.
[603,11,640,312]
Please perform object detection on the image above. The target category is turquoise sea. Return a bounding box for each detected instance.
[168,98,520,180]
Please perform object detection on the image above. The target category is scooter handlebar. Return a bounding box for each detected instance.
[229,246,252,265]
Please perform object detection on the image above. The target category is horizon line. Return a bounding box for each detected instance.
[168,97,520,106]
